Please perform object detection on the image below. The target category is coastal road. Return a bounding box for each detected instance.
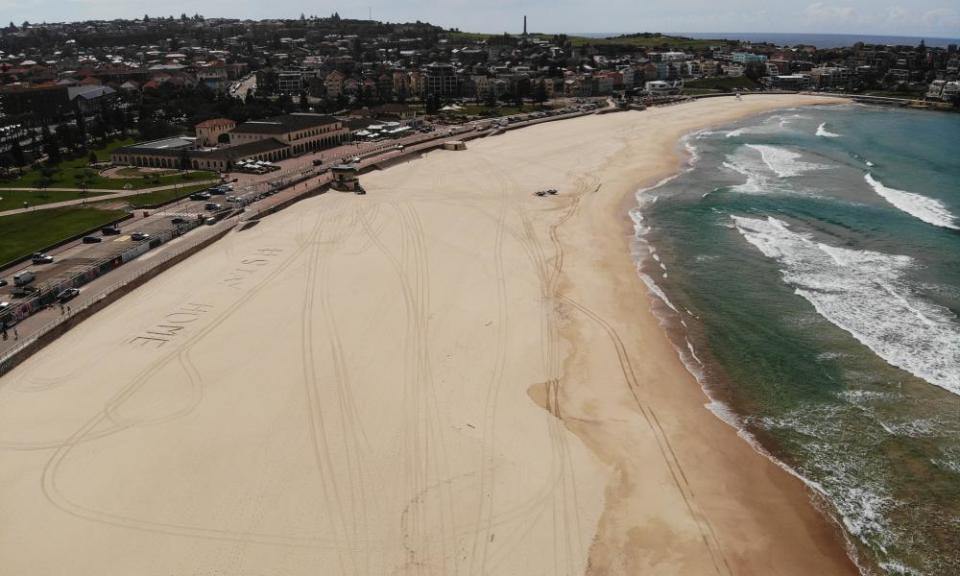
[229,74,257,100]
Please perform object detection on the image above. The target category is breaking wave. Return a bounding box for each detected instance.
[732,215,960,396]
[816,122,841,138]
[744,144,828,178]
[865,173,959,230]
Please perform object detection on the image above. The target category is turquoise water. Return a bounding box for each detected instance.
[633,105,960,575]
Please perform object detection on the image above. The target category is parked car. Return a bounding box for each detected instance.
[204,203,222,211]
[101,226,121,235]
[0,278,7,287]
[208,187,226,196]
[57,288,80,303]
[171,217,187,225]
[31,253,54,264]
[13,271,35,286]
[82,236,102,244]
[131,233,150,241]
[190,192,211,201]
[0,301,9,313]
[204,217,217,225]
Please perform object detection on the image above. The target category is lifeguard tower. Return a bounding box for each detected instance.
[330,164,362,192]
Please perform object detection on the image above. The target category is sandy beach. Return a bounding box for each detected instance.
[0,95,857,575]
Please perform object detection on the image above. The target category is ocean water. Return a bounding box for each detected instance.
[674,32,959,49]
[632,104,960,575]
[574,32,959,49]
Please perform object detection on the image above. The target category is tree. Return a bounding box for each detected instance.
[74,169,94,198]
[425,93,442,114]
[278,93,294,114]
[534,79,548,104]
[10,141,26,172]
[41,125,61,164]
[88,150,98,164]
[56,124,76,152]
[744,61,767,83]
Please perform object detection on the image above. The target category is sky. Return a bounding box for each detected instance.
[4,0,960,40]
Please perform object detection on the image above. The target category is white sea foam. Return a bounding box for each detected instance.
[722,145,819,195]
[732,215,960,397]
[865,173,959,230]
[875,417,939,438]
[838,389,896,403]
[721,148,775,195]
[816,122,841,138]
[931,448,960,475]
[879,560,925,576]
[638,272,679,313]
[745,144,828,178]
[685,338,703,365]
[683,140,700,167]
[725,127,747,138]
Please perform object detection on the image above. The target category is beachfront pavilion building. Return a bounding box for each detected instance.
[111,136,291,172]
[111,114,349,172]
[195,118,237,146]
[228,113,349,155]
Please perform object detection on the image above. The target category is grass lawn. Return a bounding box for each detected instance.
[125,183,213,208]
[93,137,135,161]
[0,189,112,211]
[683,76,761,92]
[115,166,177,177]
[0,137,215,191]
[0,207,128,266]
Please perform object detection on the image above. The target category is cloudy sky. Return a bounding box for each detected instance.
[5,0,960,39]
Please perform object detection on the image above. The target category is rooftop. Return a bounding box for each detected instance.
[232,113,340,135]
[202,138,287,160]
[118,137,194,152]
[196,117,237,129]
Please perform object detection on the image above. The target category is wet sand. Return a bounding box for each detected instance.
[0,94,856,575]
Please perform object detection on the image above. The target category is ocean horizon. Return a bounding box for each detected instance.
[633,104,960,575]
